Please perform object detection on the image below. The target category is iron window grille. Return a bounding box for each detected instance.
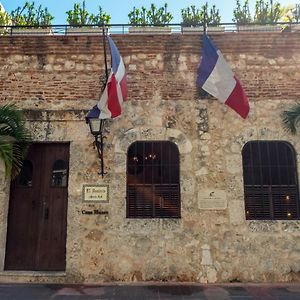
[242,141,300,220]
[126,141,181,218]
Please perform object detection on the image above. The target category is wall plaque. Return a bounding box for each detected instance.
[83,184,109,202]
[198,189,227,210]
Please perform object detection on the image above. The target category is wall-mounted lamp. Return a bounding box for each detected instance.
[86,114,106,177]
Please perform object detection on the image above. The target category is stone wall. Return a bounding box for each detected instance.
[0,33,299,283]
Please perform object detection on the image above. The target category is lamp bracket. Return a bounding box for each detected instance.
[94,132,106,177]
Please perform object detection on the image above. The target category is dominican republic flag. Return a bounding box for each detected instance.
[87,36,127,120]
[197,35,249,119]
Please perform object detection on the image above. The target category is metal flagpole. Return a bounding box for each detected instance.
[102,26,109,81]
[203,10,207,35]
[99,26,109,177]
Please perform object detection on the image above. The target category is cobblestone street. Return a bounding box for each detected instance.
[0,283,300,300]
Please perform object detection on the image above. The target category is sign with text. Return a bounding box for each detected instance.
[83,185,109,202]
[198,189,227,210]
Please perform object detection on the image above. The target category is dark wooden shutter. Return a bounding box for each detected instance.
[154,184,180,218]
[242,141,300,220]
[127,185,153,218]
[244,186,271,220]
[127,141,180,218]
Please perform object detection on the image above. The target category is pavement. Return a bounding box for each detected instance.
[0,283,300,300]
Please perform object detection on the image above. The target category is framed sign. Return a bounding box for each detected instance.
[83,184,109,203]
[198,189,227,210]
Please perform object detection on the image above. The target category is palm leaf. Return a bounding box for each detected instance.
[0,104,31,178]
[281,103,300,135]
[0,143,14,177]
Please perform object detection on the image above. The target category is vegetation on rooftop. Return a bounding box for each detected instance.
[128,3,173,26]
[233,0,286,25]
[233,0,252,25]
[66,0,110,26]
[254,0,283,24]
[10,1,54,26]
[181,2,221,27]
[0,5,10,26]
[0,0,299,28]
[282,3,300,22]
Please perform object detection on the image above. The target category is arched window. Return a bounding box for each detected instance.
[242,141,300,220]
[127,141,180,218]
[51,160,68,187]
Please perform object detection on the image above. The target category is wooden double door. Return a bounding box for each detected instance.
[5,143,70,271]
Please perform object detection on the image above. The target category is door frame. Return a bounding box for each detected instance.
[0,141,70,273]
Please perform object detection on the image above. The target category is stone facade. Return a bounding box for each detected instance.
[0,33,299,283]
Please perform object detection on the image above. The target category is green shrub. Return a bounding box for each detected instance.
[0,5,11,26]
[66,1,110,26]
[10,1,53,26]
[254,0,283,24]
[233,0,252,25]
[128,3,173,26]
[181,2,221,27]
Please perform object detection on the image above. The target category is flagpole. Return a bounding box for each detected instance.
[203,11,207,35]
[102,26,109,81]
[99,26,109,177]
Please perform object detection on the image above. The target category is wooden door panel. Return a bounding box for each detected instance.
[5,146,43,270]
[36,144,69,271]
[5,143,69,271]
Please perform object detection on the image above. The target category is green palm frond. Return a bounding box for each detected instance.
[0,143,14,177]
[0,104,31,178]
[281,103,300,135]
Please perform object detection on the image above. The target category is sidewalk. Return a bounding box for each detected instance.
[0,283,300,300]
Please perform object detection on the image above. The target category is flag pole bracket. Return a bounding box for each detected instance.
[93,131,106,178]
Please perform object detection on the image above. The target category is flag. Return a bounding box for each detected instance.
[87,36,128,120]
[197,34,249,119]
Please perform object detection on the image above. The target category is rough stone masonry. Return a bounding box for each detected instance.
[0,33,299,283]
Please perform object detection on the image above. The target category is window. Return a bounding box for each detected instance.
[242,141,300,220]
[51,160,68,187]
[126,141,180,218]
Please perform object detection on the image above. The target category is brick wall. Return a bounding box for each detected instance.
[0,33,299,108]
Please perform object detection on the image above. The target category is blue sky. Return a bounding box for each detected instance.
[1,0,295,24]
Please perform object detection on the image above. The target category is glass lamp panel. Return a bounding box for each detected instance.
[89,119,101,135]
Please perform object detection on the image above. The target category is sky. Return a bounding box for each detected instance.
[1,0,296,25]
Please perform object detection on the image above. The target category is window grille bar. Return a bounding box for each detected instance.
[242,141,300,220]
[126,141,180,218]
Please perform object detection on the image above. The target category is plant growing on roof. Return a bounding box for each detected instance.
[181,2,221,27]
[147,3,173,26]
[128,6,148,26]
[89,6,111,25]
[208,3,221,25]
[233,0,252,25]
[66,0,111,26]
[0,5,11,26]
[181,5,202,27]
[254,0,283,24]
[282,4,300,23]
[128,3,173,26]
[293,3,300,22]
[10,1,53,26]
[66,1,88,26]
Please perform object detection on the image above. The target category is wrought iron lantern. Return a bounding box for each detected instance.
[86,114,106,177]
